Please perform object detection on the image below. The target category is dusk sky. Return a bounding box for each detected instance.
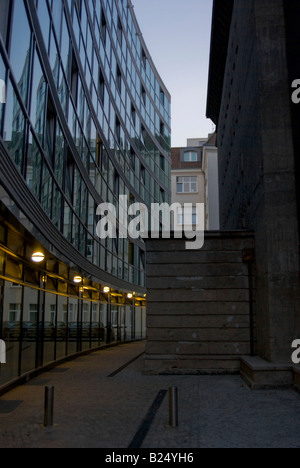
[133,0,214,148]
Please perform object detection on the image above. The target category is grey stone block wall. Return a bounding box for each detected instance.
[145,232,255,374]
[214,0,300,364]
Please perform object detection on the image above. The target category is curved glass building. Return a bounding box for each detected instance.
[0,0,171,390]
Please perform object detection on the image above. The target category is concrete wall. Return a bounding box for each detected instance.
[145,232,255,374]
[214,0,300,364]
[217,0,263,231]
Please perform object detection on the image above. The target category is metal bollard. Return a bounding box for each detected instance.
[169,387,178,427]
[44,386,55,427]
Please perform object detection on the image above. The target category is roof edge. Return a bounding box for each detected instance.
[206,0,234,126]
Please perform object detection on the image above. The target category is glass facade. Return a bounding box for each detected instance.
[0,0,170,389]
[0,210,146,386]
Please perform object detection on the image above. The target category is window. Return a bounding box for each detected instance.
[141,165,145,184]
[27,132,42,199]
[75,0,82,15]
[71,52,79,105]
[160,120,164,136]
[0,55,6,129]
[0,0,12,46]
[96,135,103,167]
[50,304,56,323]
[116,65,122,93]
[141,125,146,145]
[117,18,123,45]
[31,50,47,145]
[37,0,50,51]
[115,117,121,144]
[60,13,70,72]
[29,304,38,322]
[114,171,119,197]
[99,69,105,104]
[184,151,198,162]
[176,176,198,194]
[65,149,74,201]
[101,8,107,45]
[45,96,56,166]
[129,147,135,170]
[177,207,198,226]
[141,85,146,106]
[140,250,145,271]
[41,162,53,217]
[128,242,134,265]
[131,104,136,126]
[160,88,165,106]
[9,303,20,321]
[4,79,26,173]
[141,47,147,69]
[9,0,31,103]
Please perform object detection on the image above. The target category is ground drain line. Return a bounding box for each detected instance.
[107,352,145,377]
[128,390,167,449]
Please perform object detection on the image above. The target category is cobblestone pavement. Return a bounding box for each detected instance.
[1,341,300,448]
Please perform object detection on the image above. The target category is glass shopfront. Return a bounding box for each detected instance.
[0,218,146,390]
[0,277,146,389]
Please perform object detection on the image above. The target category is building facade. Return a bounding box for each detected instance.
[201,133,220,231]
[171,134,219,231]
[0,0,171,390]
[171,144,205,231]
[207,0,300,385]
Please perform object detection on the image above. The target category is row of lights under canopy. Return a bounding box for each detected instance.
[31,252,139,300]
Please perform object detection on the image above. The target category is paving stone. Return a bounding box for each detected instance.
[0,342,300,448]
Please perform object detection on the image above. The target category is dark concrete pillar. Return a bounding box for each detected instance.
[254,0,300,363]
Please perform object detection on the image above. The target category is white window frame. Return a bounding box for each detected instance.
[184,151,198,162]
[176,176,198,194]
[177,207,198,226]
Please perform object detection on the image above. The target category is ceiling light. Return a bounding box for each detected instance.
[73,276,83,284]
[127,293,133,299]
[103,287,110,293]
[31,252,45,263]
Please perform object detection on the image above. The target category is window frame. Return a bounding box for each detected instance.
[177,206,198,226]
[184,151,198,162]
[176,176,198,194]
